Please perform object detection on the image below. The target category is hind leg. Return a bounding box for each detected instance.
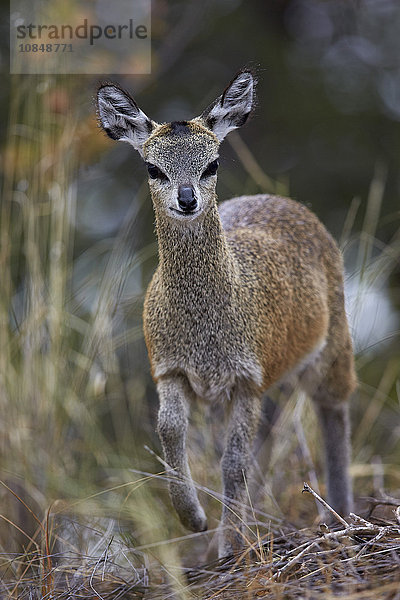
[313,398,353,515]
[303,337,357,516]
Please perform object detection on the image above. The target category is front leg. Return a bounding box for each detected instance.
[157,376,207,532]
[219,384,261,557]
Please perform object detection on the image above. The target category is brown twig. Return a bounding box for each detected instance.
[302,482,349,527]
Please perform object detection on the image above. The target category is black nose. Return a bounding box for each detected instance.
[178,185,197,212]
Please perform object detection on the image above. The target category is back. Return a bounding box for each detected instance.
[220,194,339,265]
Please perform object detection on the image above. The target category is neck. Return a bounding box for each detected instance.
[155,201,237,296]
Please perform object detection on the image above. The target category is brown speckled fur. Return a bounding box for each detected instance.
[97,73,357,558]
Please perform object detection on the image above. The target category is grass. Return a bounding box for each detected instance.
[1,482,400,599]
[1,74,399,598]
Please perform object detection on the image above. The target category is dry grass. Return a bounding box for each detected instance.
[1,485,400,599]
[186,510,400,599]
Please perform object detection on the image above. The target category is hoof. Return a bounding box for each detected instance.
[181,505,208,532]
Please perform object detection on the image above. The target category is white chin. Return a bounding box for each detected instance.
[169,207,201,220]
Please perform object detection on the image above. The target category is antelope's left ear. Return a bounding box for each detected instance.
[97,83,156,156]
[197,71,255,141]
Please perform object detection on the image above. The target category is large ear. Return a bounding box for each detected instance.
[197,71,255,141]
[97,83,156,156]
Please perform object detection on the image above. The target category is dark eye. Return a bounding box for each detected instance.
[146,162,168,181]
[201,159,219,179]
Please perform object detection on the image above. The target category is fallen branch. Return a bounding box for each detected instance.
[302,482,349,527]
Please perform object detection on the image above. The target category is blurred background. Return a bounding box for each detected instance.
[1,0,400,591]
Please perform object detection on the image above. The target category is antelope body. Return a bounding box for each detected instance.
[97,72,357,557]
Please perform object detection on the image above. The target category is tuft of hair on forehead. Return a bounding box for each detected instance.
[149,120,218,144]
[169,121,190,135]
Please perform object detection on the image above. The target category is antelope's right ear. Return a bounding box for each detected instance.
[97,84,155,156]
